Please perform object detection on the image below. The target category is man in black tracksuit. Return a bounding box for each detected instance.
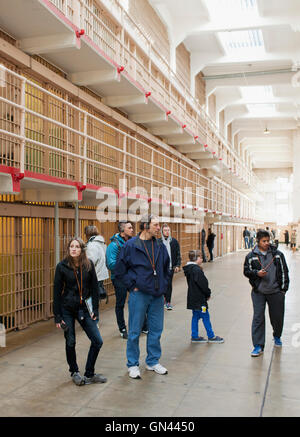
[159,224,181,310]
[243,229,289,357]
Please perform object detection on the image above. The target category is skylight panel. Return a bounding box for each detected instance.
[247,103,276,115]
[241,86,273,101]
[218,29,265,54]
[205,0,258,19]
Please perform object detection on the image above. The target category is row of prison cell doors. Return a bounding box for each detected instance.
[0,214,240,333]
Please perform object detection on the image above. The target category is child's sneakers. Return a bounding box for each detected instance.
[208,336,224,344]
[191,336,208,343]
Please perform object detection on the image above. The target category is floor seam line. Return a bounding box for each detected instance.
[259,346,275,417]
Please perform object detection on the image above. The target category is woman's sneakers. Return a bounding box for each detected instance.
[120,328,128,339]
[71,372,85,386]
[84,374,107,384]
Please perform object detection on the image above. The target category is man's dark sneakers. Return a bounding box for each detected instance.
[274,337,282,347]
[251,345,264,357]
[84,374,107,384]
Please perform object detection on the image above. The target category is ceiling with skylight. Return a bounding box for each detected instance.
[150,0,300,174]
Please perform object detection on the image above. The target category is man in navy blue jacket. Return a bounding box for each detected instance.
[114,214,171,379]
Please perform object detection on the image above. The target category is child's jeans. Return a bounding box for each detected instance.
[191,309,215,339]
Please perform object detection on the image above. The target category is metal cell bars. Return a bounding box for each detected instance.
[85,108,119,187]
[0,66,22,168]
[83,0,248,166]
[0,64,254,219]
[49,0,74,21]
[0,217,16,331]
[80,0,120,62]
[20,218,46,327]
[50,0,254,178]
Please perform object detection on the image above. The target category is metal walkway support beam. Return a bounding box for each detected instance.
[55,202,60,266]
[75,202,79,238]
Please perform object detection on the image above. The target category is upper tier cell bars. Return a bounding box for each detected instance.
[0,64,254,220]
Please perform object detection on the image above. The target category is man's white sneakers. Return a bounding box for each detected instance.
[128,366,141,379]
[128,363,168,378]
[146,363,168,375]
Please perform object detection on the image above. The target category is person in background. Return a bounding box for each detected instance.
[249,228,256,249]
[243,230,289,357]
[206,228,216,262]
[243,227,250,249]
[201,228,207,262]
[183,250,224,344]
[53,237,107,386]
[284,230,289,247]
[114,215,171,379]
[159,224,181,310]
[84,226,109,302]
[290,229,297,251]
[266,227,273,243]
[106,221,134,339]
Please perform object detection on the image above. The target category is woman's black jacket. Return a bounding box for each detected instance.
[53,258,99,323]
[183,263,211,310]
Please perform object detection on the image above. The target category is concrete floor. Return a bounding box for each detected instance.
[1,245,300,417]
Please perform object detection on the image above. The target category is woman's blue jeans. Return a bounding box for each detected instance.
[62,307,103,378]
[127,291,164,368]
[191,309,215,339]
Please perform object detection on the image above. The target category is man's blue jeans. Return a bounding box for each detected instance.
[191,309,215,339]
[127,291,164,368]
[244,237,250,249]
[62,307,103,378]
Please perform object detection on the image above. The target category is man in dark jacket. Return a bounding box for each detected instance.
[244,229,289,357]
[201,228,207,262]
[159,224,181,310]
[243,227,251,249]
[114,215,171,379]
[106,221,134,339]
[183,250,224,343]
[206,228,216,262]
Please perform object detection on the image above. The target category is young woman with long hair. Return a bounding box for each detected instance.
[53,237,107,386]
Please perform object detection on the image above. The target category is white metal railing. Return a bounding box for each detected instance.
[0,64,256,220]
[47,0,261,189]
[88,0,259,184]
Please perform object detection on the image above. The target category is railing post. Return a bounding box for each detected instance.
[73,0,81,27]
[121,6,125,66]
[20,78,26,174]
[75,201,79,237]
[44,218,51,319]
[15,217,27,330]
[83,112,87,186]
